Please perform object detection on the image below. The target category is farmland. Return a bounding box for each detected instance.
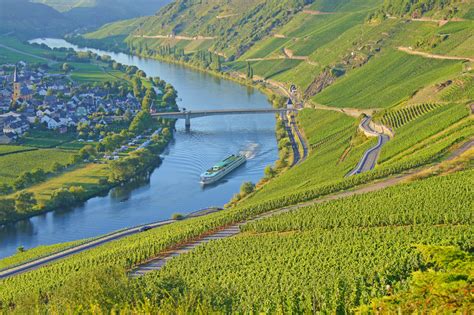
[312,50,463,109]
[0,149,74,186]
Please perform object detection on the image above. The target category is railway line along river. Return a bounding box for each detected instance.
[0,38,278,259]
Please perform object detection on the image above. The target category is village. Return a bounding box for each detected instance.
[0,61,143,144]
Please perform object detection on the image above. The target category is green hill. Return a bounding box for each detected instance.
[32,0,171,28]
[0,0,73,38]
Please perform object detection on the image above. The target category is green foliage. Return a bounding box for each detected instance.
[128,111,153,135]
[48,186,85,208]
[379,102,442,129]
[0,149,73,186]
[240,181,255,196]
[313,50,462,109]
[379,0,471,19]
[14,191,37,214]
[361,246,473,313]
[108,149,159,183]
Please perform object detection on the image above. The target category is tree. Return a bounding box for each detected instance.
[52,162,64,173]
[0,199,15,222]
[15,191,37,214]
[0,183,12,195]
[264,165,276,179]
[129,111,152,135]
[240,181,255,196]
[79,145,98,160]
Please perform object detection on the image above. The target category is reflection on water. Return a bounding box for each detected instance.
[0,39,278,259]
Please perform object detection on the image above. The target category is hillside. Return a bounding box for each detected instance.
[0,0,73,38]
[33,0,172,28]
[0,0,473,312]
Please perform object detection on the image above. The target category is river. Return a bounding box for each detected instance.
[0,38,278,259]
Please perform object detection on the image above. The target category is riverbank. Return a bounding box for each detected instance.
[0,126,172,226]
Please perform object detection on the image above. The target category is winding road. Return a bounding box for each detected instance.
[347,116,390,176]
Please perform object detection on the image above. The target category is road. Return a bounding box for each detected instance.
[0,208,222,280]
[398,46,474,62]
[347,116,390,176]
[289,113,309,163]
[281,113,301,166]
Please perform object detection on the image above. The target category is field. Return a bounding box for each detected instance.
[84,17,149,39]
[0,145,36,156]
[313,50,463,109]
[20,130,76,148]
[379,103,470,163]
[150,170,473,313]
[0,149,74,186]
[68,62,127,83]
[20,163,109,204]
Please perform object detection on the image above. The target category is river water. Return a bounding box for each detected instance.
[0,38,277,259]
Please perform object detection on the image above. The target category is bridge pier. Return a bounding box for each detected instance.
[185,113,191,130]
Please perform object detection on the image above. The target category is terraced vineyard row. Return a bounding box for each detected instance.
[380,103,442,129]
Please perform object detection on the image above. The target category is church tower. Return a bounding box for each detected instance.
[12,67,21,102]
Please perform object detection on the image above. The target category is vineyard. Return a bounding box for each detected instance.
[1,170,469,312]
[441,75,474,102]
[379,103,469,163]
[379,103,442,129]
[149,170,473,313]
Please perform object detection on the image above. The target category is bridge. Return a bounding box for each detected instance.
[150,108,294,128]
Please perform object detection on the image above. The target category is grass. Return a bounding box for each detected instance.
[313,50,463,109]
[0,145,36,156]
[0,149,75,186]
[379,103,470,163]
[20,163,109,204]
[20,130,76,148]
[69,62,125,83]
[0,46,45,64]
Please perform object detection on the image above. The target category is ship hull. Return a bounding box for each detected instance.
[200,156,246,185]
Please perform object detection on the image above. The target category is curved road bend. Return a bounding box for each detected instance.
[347,116,390,176]
[0,209,222,280]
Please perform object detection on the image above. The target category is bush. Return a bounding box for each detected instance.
[240,181,255,196]
[172,213,184,220]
